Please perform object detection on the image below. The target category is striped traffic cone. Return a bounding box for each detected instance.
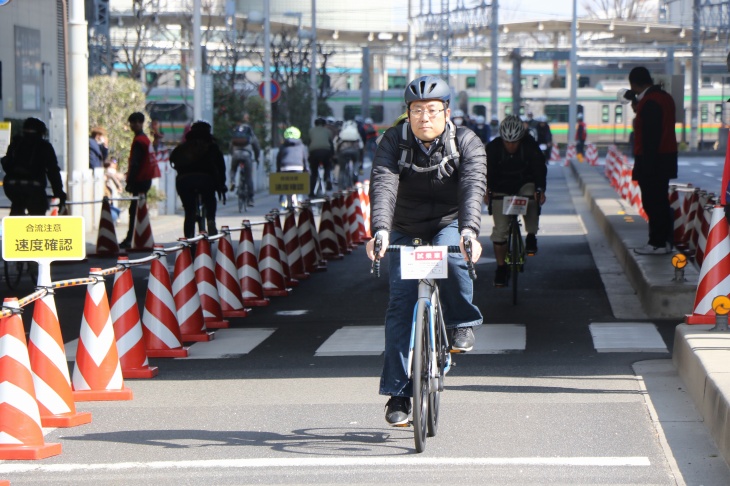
[686,206,730,324]
[194,235,230,329]
[318,198,343,260]
[284,209,309,280]
[0,298,62,460]
[110,257,158,378]
[142,249,189,357]
[72,269,134,401]
[132,194,154,251]
[303,205,327,270]
[173,242,214,342]
[357,182,371,239]
[270,212,298,287]
[346,191,360,248]
[236,221,270,306]
[94,196,120,256]
[332,193,351,255]
[28,283,92,426]
[258,220,290,297]
[669,186,685,247]
[214,227,248,318]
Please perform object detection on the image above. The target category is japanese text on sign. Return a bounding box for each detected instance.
[2,216,86,261]
[269,173,310,195]
[400,246,449,280]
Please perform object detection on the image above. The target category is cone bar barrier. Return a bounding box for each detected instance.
[318,197,344,260]
[283,209,309,280]
[235,221,270,306]
[72,268,134,401]
[28,263,92,426]
[193,233,230,329]
[270,211,299,287]
[111,256,159,378]
[686,206,730,324]
[214,227,249,318]
[258,219,290,297]
[173,239,215,342]
[94,196,120,256]
[142,246,189,357]
[0,298,63,460]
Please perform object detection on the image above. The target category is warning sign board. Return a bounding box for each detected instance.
[0,122,11,159]
[269,172,310,195]
[2,216,86,261]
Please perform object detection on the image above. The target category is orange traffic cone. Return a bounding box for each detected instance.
[110,257,158,378]
[173,242,214,342]
[0,298,63,459]
[686,206,730,324]
[95,197,120,256]
[142,249,189,357]
[194,234,230,329]
[28,289,92,426]
[235,221,270,307]
[72,269,134,401]
[214,227,248,318]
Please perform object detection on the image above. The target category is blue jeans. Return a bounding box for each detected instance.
[379,220,483,397]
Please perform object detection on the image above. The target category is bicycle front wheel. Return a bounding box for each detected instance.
[428,293,446,437]
[510,221,521,305]
[412,300,430,453]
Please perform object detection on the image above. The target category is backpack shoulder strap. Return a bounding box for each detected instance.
[397,122,414,173]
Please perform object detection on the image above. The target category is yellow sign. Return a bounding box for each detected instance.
[2,216,86,261]
[269,172,310,195]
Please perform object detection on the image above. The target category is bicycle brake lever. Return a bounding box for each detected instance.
[464,239,477,281]
[371,237,382,277]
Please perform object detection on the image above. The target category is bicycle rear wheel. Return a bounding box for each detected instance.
[4,261,23,290]
[196,194,207,234]
[510,221,520,305]
[412,300,430,453]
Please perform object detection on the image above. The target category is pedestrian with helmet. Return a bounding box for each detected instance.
[486,115,547,287]
[276,126,309,207]
[365,75,486,426]
[1,117,66,216]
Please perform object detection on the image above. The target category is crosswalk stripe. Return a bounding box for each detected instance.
[589,322,668,353]
[183,328,276,359]
[315,326,384,356]
[471,324,526,354]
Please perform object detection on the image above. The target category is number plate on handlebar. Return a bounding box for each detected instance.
[400,246,449,280]
[502,196,529,216]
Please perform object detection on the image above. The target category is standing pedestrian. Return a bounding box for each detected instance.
[89,126,108,169]
[575,113,587,162]
[629,66,678,255]
[120,112,154,249]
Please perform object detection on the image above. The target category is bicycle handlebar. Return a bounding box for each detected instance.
[371,238,476,281]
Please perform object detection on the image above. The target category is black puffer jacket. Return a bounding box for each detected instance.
[369,123,487,240]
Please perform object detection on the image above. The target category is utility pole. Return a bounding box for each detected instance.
[193,0,202,121]
[311,0,317,126]
[68,0,89,214]
[568,0,578,146]
[690,0,700,151]
[490,0,499,119]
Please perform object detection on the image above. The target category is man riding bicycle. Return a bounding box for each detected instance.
[307,117,334,196]
[365,76,486,426]
[334,120,364,188]
[229,133,256,207]
[486,115,547,287]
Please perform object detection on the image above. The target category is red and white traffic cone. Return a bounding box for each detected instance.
[678,189,700,251]
[669,186,685,247]
[686,206,730,324]
[693,193,713,266]
[318,198,343,260]
[142,249,189,357]
[357,182,371,239]
[215,227,248,318]
[0,298,62,460]
[271,212,298,287]
[550,144,561,163]
[299,207,322,273]
[132,194,154,251]
[72,269,134,401]
[194,235,230,329]
[332,193,351,255]
[346,191,360,248]
[303,205,327,270]
[110,257,158,378]
[173,242,215,342]
[258,219,290,297]
[236,221,270,306]
[94,196,120,256]
[28,281,92,426]
[284,209,309,280]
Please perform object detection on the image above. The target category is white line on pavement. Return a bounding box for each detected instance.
[0,456,651,473]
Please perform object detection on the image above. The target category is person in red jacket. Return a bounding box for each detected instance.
[629,66,678,255]
[120,112,153,249]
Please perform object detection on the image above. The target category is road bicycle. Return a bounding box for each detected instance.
[337,152,359,190]
[236,161,252,212]
[312,162,329,198]
[497,195,533,306]
[372,237,476,453]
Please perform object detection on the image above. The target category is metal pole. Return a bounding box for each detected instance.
[408,0,415,82]
[67,0,89,215]
[193,0,202,121]
[690,0,700,151]
[568,0,578,145]
[311,0,317,126]
[264,0,272,148]
[362,46,371,118]
[490,0,499,119]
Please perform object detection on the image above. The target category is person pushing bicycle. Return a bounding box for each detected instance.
[486,115,547,288]
[365,76,487,426]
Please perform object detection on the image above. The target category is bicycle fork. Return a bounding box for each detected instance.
[406,294,450,392]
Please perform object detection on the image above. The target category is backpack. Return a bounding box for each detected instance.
[338,121,360,141]
[170,139,209,173]
[392,120,461,179]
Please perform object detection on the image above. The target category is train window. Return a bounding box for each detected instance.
[344,105,384,124]
[578,76,590,88]
[505,106,512,116]
[615,105,623,125]
[532,77,539,89]
[701,104,709,123]
[388,76,407,90]
[602,105,609,123]
[146,103,189,123]
[519,106,525,116]
[466,76,476,89]
[715,104,723,123]
[472,105,486,117]
[544,105,584,123]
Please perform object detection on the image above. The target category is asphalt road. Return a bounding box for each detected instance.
[0,159,728,484]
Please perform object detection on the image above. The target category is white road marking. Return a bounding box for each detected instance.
[589,322,668,353]
[276,310,309,316]
[315,325,384,356]
[0,456,651,473]
[183,328,276,359]
[700,161,718,167]
[472,324,526,354]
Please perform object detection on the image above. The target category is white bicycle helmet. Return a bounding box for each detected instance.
[499,115,525,142]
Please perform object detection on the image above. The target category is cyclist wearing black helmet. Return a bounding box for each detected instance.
[365,75,487,426]
[1,117,66,215]
[307,117,334,195]
[486,115,547,287]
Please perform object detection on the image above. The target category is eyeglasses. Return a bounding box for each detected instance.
[409,108,446,119]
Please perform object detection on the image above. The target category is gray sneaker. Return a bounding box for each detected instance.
[451,326,475,353]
